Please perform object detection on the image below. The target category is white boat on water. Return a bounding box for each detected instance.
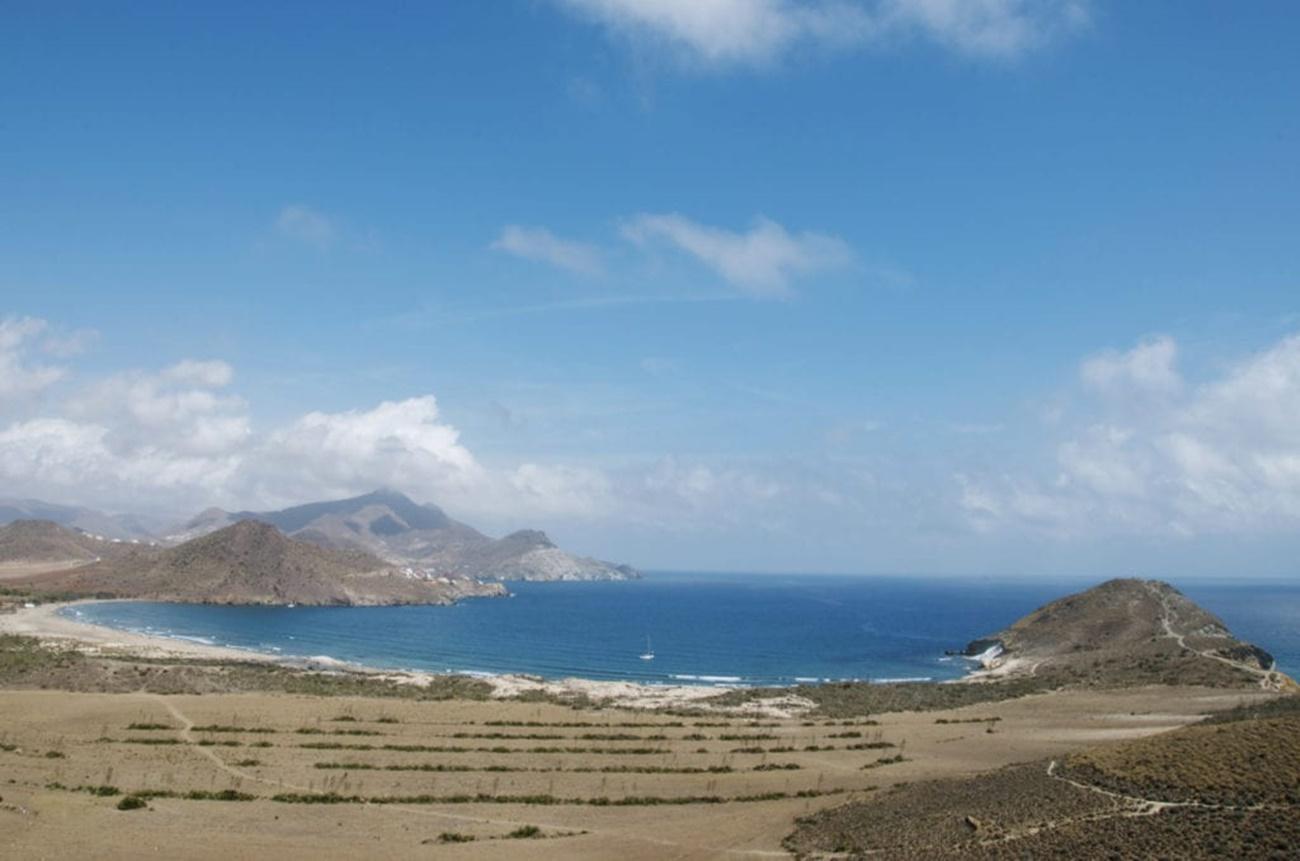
[639,636,655,661]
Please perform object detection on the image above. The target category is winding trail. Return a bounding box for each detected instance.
[963,759,1300,851]
[1045,758,1297,815]
[1145,583,1285,692]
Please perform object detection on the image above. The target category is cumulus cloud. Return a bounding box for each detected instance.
[960,332,1300,538]
[491,225,605,276]
[0,324,828,535]
[274,204,337,248]
[0,316,66,401]
[1080,335,1182,397]
[250,397,483,506]
[0,361,486,514]
[557,0,1090,68]
[622,213,852,297]
[0,416,243,505]
[66,360,249,456]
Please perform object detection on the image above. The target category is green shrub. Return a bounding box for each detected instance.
[116,796,147,811]
[437,832,475,843]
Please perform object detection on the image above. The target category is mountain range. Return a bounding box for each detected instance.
[0,489,638,583]
[0,498,160,542]
[163,489,638,582]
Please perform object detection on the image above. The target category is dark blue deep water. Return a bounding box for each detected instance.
[64,573,1300,687]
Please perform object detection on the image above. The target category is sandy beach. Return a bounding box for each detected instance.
[0,600,280,664]
[0,601,817,716]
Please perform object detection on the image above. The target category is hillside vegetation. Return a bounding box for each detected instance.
[786,697,1300,859]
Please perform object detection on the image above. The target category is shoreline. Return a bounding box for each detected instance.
[0,599,284,665]
[0,600,820,716]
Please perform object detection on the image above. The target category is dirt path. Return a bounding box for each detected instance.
[1045,758,1296,815]
[1146,583,1284,692]
[966,759,1300,851]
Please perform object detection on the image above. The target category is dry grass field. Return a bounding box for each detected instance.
[0,684,1272,860]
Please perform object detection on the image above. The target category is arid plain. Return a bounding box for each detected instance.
[0,669,1275,858]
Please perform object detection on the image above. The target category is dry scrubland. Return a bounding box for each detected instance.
[0,654,1276,859]
[786,698,1300,859]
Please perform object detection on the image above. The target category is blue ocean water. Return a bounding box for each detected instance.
[64,573,1300,687]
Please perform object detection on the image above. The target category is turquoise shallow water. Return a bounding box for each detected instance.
[65,573,1300,686]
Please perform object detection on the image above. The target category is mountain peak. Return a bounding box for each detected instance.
[359,487,414,505]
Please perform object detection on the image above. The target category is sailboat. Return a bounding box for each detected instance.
[638,636,655,661]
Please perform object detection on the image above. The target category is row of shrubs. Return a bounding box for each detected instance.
[299,741,671,755]
[54,781,849,808]
[312,761,787,774]
[268,788,848,806]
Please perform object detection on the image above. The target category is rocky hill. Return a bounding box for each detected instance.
[167,489,638,582]
[11,520,505,606]
[961,578,1283,690]
[0,520,140,572]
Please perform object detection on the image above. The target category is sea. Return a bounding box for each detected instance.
[63,572,1300,687]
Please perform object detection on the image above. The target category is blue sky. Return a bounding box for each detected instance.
[2,2,1299,578]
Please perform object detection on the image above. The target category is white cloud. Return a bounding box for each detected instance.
[557,0,1089,68]
[491,225,605,276]
[0,416,243,504]
[67,360,249,456]
[960,332,1300,538]
[163,359,235,388]
[251,397,483,506]
[40,327,99,359]
[1080,335,1182,397]
[880,0,1090,60]
[0,316,67,401]
[509,463,613,517]
[274,204,337,248]
[0,327,830,535]
[622,213,851,297]
[559,0,873,67]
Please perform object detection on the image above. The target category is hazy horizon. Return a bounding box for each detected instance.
[4,2,1299,579]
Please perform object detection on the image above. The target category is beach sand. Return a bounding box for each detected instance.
[0,600,278,664]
